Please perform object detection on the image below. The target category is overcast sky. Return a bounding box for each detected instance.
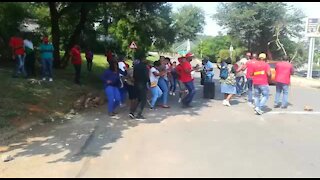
[170,2,320,37]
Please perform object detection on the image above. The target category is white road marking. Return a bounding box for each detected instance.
[265,111,320,115]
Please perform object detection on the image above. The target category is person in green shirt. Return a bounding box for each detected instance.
[39,37,54,82]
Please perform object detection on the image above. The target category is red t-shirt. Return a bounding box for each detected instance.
[275,61,294,85]
[176,61,193,83]
[246,59,257,78]
[70,47,82,65]
[9,37,25,55]
[252,61,270,85]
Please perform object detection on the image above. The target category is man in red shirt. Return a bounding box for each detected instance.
[274,55,294,109]
[9,33,26,78]
[251,53,271,115]
[70,45,82,85]
[176,56,196,108]
[239,53,258,107]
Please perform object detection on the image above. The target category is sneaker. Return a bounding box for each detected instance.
[178,98,182,103]
[222,100,228,106]
[254,107,264,115]
[42,77,46,81]
[135,115,146,121]
[169,92,173,95]
[172,92,176,96]
[274,104,281,108]
[225,101,231,107]
[281,106,288,109]
[128,113,135,119]
[49,78,53,82]
[161,105,170,108]
[248,102,255,108]
[108,112,116,117]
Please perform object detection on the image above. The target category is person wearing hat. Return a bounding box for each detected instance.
[39,36,54,81]
[251,53,271,115]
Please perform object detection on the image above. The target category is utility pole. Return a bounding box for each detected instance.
[307,37,315,79]
[200,40,203,59]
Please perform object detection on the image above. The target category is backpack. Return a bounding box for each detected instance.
[220,63,229,80]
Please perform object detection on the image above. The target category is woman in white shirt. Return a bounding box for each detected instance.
[149,60,163,109]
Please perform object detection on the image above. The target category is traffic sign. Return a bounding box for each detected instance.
[306,18,320,37]
[129,41,137,49]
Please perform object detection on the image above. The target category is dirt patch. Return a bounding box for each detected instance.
[27,104,47,113]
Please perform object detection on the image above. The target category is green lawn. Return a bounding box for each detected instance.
[0,54,104,129]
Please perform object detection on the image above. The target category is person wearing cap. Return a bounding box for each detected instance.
[274,55,294,109]
[251,53,271,115]
[176,56,196,108]
[70,45,82,85]
[39,36,54,81]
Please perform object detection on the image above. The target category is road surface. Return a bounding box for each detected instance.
[1,70,320,177]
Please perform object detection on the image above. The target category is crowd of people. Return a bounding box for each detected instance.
[8,32,294,119]
[217,52,294,115]
[101,52,198,120]
[101,49,294,120]
[8,32,94,85]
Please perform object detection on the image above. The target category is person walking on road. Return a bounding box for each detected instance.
[176,55,196,108]
[157,56,170,108]
[149,60,164,109]
[274,55,294,109]
[218,60,237,107]
[251,53,271,115]
[39,37,54,81]
[101,60,121,117]
[132,56,149,120]
[238,53,258,107]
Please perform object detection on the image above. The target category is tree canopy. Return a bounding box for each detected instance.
[213,2,305,59]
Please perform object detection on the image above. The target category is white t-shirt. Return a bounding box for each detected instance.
[24,39,34,50]
[149,67,160,85]
[118,61,126,76]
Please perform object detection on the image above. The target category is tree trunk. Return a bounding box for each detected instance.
[49,2,61,69]
[61,4,90,68]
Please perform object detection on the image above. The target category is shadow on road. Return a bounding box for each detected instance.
[0,77,225,164]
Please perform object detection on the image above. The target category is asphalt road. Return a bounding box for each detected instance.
[1,70,320,177]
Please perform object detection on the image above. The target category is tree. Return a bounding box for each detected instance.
[213,2,305,59]
[173,4,206,42]
[0,3,30,60]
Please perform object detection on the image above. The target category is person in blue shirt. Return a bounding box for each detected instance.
[203,58,214,82]
[101,60,123,117]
